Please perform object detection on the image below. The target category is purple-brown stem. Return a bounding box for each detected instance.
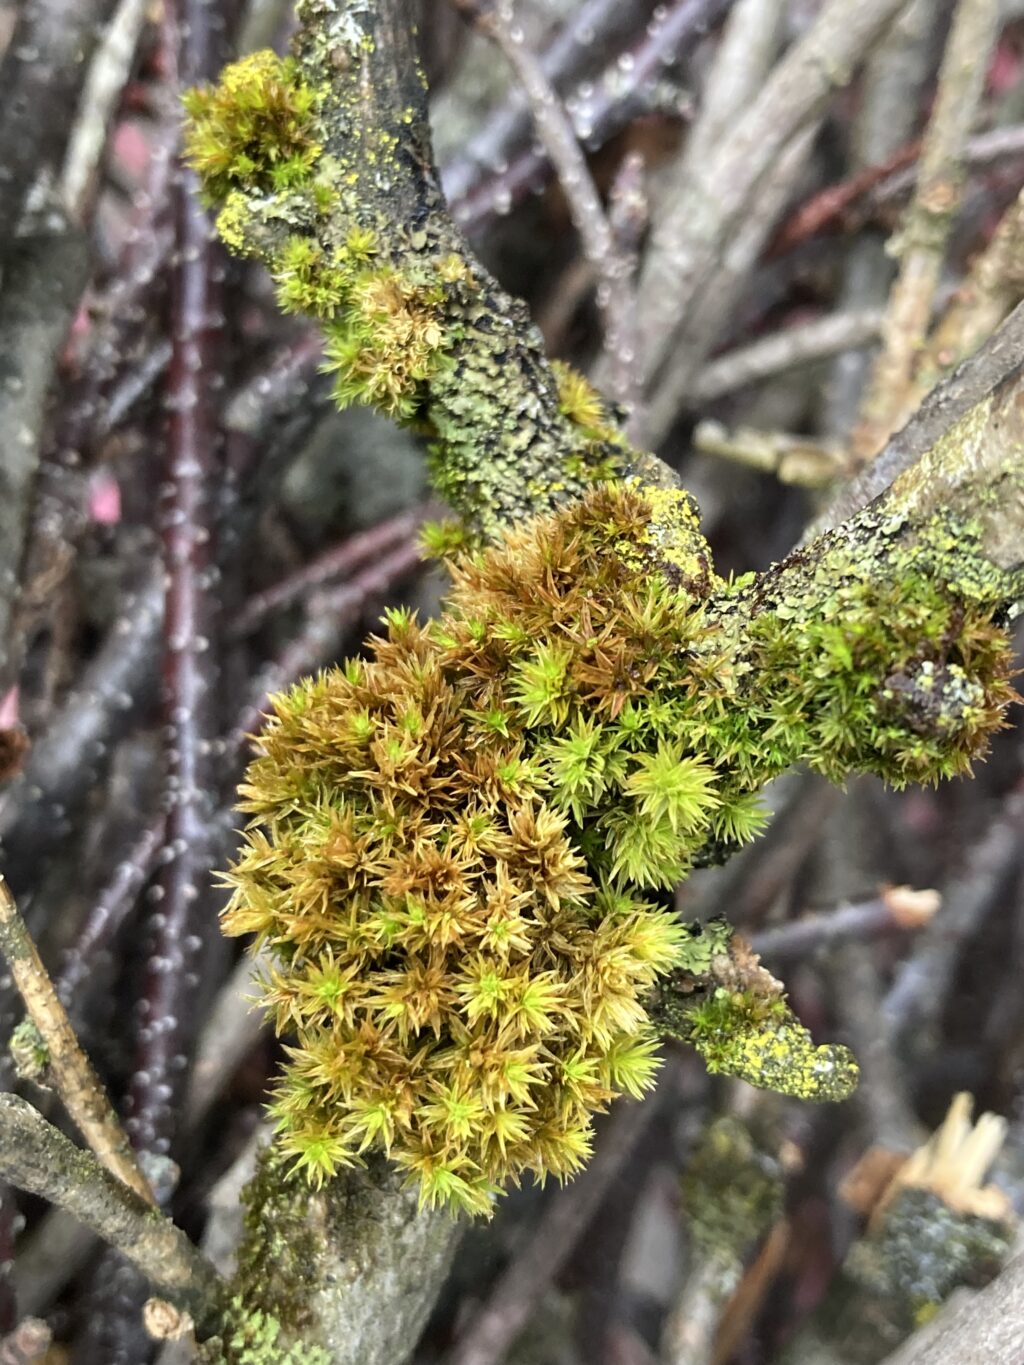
[450,0,734,237]
[124,0,226,1161]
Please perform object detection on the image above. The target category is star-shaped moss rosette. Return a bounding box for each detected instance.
[223,484,1014,1214]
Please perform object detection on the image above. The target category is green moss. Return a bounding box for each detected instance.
[182,51,321,204]
[221,1147,330,1354]
[9,1017,49,1085]
[199,1300,330,1365]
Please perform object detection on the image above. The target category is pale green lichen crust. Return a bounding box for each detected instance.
[223,484,1016,1212]
[182,48,627,540]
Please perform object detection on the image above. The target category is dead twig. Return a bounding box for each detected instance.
[851,0,1001,463]
[452,0,641,411]
[0,876,154,1204]
[0,1094,222,1334]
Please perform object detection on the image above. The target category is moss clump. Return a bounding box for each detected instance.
[224,482,1014,1211]
[182,51,321,203]
[739,510,1016,789]
[199,1301,330,1365]
[225,487,748,1214]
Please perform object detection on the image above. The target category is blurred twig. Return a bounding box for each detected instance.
[0,875,155,1204]
[852,0,1001,463]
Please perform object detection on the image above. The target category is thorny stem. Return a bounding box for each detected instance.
[0,876,155,1205]
[124,0,226,1159]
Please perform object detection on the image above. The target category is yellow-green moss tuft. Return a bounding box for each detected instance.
[183,51,321,204]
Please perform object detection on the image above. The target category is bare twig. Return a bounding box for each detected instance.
[183,949,267,1131]
[750,888,940,962]
[442,0,660,208]
[0,875,155,1204]
[909,184,1024,401]
[771,125,1024,260]
[693,422,844,488]
[452,0,640,411]
[229,506,429,639]
[448,1089,668,1365]
[0,1094,222,1333]
[634,0,909,422]
[851,0,1001,463]
[691,310,884,404]
[60,0,151,222]
[56,815,167,1003]
[450,0,735,237]
[0,564,163,888]
[883,792,1024,1060]
[0,0,116,245]
[0,231,89,692]
[831,944,921,1151]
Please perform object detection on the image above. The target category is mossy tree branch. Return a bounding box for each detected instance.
[178,2,1024,1359]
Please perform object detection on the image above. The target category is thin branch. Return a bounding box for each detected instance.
[442,0,660,208]
[56,815,167,1003]
[228,506,429,639]
[0,564,163,888]
[450,0,735,237]
[693,421,844,488]
[0,876,155,1205]
[633,0,909,414]
[451,0,640,411]
[448,1088,668,1365]
[908,183,1024,402]
[0,1094,223,1335]
[851,0,1001,464]
[750,888,940,963]
[883,791,1024,1060]
[59,0,152,222]
[691,310,883,404]
[0,231,90,693]
[234,538,423,741]
[0,0,117,246]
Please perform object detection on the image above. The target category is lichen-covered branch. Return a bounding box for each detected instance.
[176,1,1024,1357]
[182,0,673,542]
[0,1095,224,1335]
